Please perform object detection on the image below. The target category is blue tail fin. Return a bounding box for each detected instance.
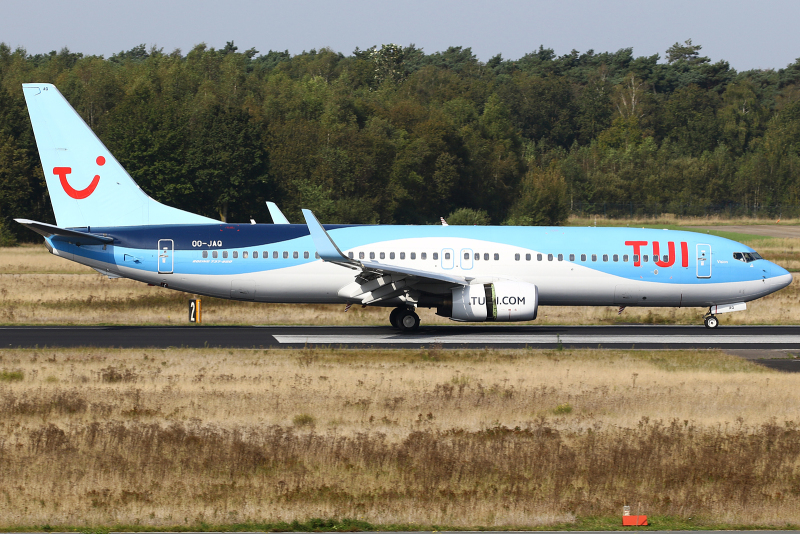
[22,83,216,228]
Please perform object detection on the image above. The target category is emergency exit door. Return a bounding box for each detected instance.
[460,248,474,270]
[158,239,174,274]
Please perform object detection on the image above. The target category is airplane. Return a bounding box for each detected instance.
[14,83,793,331]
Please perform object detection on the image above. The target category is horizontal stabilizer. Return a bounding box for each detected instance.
[15,218,113,245]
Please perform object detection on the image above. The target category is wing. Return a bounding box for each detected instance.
[302,209,471,303]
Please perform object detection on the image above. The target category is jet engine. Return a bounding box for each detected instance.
[439,281,539,322]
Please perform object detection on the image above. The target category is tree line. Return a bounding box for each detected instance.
[1,39,800,243]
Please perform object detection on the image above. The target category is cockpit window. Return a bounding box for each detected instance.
[733,252,762,263]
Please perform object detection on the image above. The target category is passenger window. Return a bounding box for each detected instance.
[223,251,228,259]
[410,252,416,260]
[369,252,375,260]
[643,255,649,262]
[569,254,575,261]
[243,251,249,259]
[202,251,208,258]
[390,252,396,259]
[602,254,608,262]
[591,254,597,262]
[233,251,238,259]
[612,254,618,262]
[623,254,628,262]
[581,254,586,261]
[304,251,309,259]
[433,252,438,260]
[253,251,258,259]
[284,251,289,259]
[633,254,639,263]
[212,251,218,259]
[474,253,480,260]
[359,252,365,260]
[515,253,520,261]
[537,254,543,261]
[483,253,489,261]
[348,252,353,259]
[263,250,268,258]
[273,251,278,259]
[464,252,469,260]
[421,252,427,260]
[315,252,320,259]
[526,253,531,261]
[401,252,406,260]
[380,252,386,260]
[293,251,299,259]
[547,254,553,261]
[558,254,563,261]
[494,253,499,260]
[662,255,668,262]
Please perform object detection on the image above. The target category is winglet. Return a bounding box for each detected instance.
[267,202,290,224]
[301,209,359,267]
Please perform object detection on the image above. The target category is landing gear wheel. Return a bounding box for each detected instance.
[397,309,420,332]
[704,315,719,329]
[389,307,402,328]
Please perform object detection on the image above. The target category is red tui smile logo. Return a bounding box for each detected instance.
[54,156,105,199]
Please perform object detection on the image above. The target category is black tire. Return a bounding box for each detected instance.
[389,307,402,328]
[397,309,420,332]
[704,315,719,329]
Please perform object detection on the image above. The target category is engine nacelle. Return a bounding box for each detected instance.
[447,281,539,322]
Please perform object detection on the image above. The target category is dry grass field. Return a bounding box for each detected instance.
[1,229,800,325]
[567,213,800,226]
[0,347,799,528]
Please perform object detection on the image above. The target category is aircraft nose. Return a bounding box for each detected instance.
[769,262,792,291]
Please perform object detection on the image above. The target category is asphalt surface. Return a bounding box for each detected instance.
[3,324,800,366]
[4,324,800,349]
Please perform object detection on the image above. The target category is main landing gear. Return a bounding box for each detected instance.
[390,307,420,332]
[703,313,719,329]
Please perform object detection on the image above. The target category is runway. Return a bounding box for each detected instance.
[4,324,800,355]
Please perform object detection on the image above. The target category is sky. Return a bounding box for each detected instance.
[1,0,798,72]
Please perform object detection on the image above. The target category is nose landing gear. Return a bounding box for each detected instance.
[390,307,420,332]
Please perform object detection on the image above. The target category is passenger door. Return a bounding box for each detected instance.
[696,244,711,278]
[157,239,174,274]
